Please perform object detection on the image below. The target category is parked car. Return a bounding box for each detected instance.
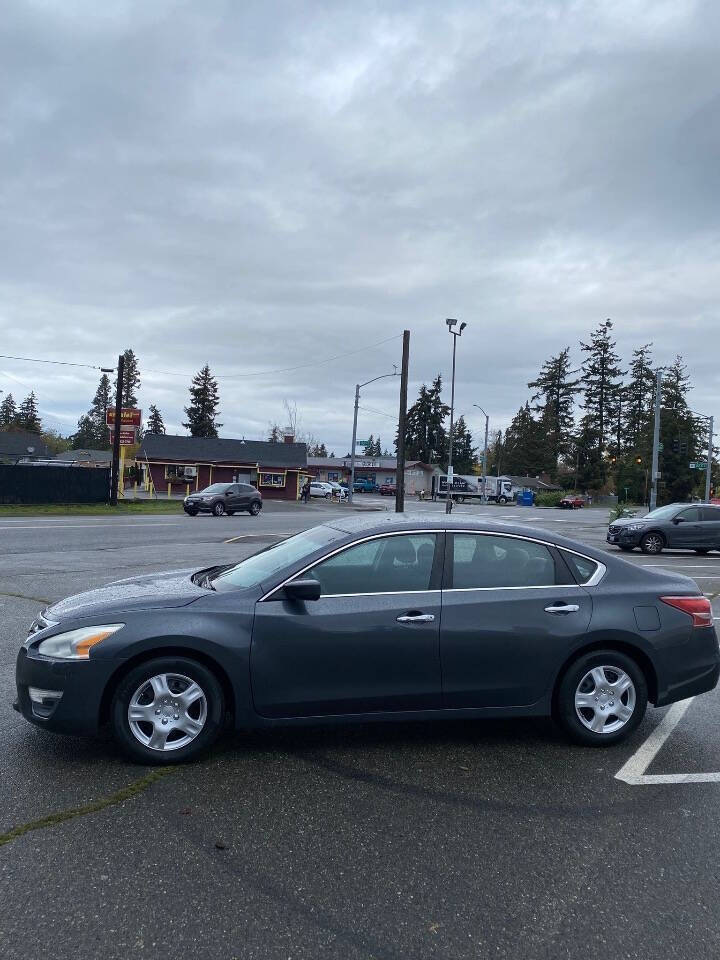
[379,482,396,496]
[607,503,720,554]
[184,482,262,517]
[559,495,585,510]
[353,479,379,493]
[15,515,718,763]
[309,481,333,499]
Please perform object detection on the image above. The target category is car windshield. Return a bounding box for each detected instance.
[210,525,346,591]
[642,505,680,520]
[199,484,229,494]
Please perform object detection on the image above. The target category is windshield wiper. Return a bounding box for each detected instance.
[200,575,216,591]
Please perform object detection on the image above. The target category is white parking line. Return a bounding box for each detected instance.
[0,522,185,530]
[615,698,720,785]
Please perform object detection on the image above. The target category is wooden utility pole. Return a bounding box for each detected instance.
[395,330,410,513]
[110,353,125,506]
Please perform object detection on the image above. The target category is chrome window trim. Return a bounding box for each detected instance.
[314,589,442,599]
[444,584,580,594]
[259,529,445,602]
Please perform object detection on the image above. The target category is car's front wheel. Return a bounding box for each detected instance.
[640,531,664,554]
[184,508,198,516]
[556,650,647,746]
[695,548,710,555]
[212,501,225,516]
[110,657,225,764]
[248,500,261,516]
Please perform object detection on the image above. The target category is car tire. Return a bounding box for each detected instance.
[695,548,710,555]
[226,510,235,516]
[212,502,225,517]
[498,496,508,504]
[110,656,225,765]
[556,650,647,746]
[184,508,198,517]
[248,501,261,516]
[640,531,664,554]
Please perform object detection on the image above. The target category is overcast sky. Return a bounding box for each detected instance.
[1,0,719,453]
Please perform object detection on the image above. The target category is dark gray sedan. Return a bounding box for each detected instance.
[608,503,720,554]
[15,515,719,763]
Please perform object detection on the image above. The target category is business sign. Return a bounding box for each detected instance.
[106,408,142,427]
[690,461,708,470]
[109,427,137,446]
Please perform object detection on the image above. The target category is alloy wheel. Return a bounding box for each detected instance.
[641,533,663,554]
[128,673,208,752]
[574,665,636,735]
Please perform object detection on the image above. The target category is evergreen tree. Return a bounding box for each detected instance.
[578,320,624,488]
[72,414,98,449]
[400,375,449,464]
[146,404,166,435]
[363,435,376,456]
[89,374,113,447]
[120,348,141,408]
[373,437,383,457]
[659,356,704,503]
[622,344,655,454]
[451,416,476,474]
[0,393,17,428]
[16,392,42,433]
[502,403,546,476]
[528,347,580,475]
[308,443,328,456]
[183,365,222,438]
[41,429,71,455]
[486,429,503,476]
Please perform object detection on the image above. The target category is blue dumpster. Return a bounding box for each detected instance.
[518,490,534,506]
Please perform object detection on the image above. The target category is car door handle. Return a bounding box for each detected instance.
[544,603,580,615]
[396,614,435,623]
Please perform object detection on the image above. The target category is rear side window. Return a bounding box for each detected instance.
[450,534,556,588]
[561,551,600,585]
[701,507,720,521]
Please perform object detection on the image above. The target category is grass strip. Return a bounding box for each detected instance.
[0,501,183,516]
[0,766,176,849]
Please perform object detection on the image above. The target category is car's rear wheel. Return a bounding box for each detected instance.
[248,500,261,516]
[640,531,664,554]
[212,502,225,516]
[619,545,633,552]
[556,650,647,746]
[110,657,224,764]
[695,548,710,555]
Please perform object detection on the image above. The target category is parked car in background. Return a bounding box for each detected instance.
[326,481,348,499]
[353,479,379,493]
[16,515,718,763]
[309,482,333,499]
[607,503,720,554]
[379,482,396,496]
[184,483,262,517]
[559,495,585,510]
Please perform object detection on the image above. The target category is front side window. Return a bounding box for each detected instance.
[677,507,701,522]
[308,533,437,596]
[451,534,556,589]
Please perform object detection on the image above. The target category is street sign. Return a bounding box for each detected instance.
[658,443,663,452]
[690,461,708,470]
[109,427,137,446]
[106,407,142,427]
[355,440,370,447]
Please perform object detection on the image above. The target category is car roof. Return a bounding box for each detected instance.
[323,512,608,559]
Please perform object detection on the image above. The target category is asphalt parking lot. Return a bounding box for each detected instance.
[2,500,720,959]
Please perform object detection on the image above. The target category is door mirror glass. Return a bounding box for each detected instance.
[284,579,322,602]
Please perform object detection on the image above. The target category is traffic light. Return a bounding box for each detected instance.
[610,456,617,465]
[636,456,643,465]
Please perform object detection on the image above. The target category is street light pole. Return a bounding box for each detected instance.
[705,416,714,503]
[347,369,399,506]
[649,368,663,511]
[445,319,466,514]
[473,403,489,504]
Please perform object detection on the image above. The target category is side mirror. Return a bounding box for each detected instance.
[673,516,684,524]
[283,578,321,602]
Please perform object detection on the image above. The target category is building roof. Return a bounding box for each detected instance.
[55,449,112,462]
[307,456,439,472]
[0,430,50,460]
[139,433,307,468]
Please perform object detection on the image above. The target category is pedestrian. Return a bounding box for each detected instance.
[301,479,311,504]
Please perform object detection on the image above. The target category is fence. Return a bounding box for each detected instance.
[0,464,110,504]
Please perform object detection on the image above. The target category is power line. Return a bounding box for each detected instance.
[143,334,402,380]
[357,404,398,421]
[0,354,107,371]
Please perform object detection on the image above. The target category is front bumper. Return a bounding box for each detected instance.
[607,528,643,547]
[15,647,116,736]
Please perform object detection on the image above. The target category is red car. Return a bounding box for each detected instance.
[379,482,396,496]
[559,495,584,509]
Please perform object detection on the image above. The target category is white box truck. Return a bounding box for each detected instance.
[437,474,513,503]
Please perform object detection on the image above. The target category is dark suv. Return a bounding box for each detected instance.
[608,503,720,554]
[184,482,262,517]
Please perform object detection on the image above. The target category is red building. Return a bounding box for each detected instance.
[138,434,308,501]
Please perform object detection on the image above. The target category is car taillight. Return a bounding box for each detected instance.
[660,596,713,628]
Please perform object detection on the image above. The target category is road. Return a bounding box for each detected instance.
[2,500,720,959]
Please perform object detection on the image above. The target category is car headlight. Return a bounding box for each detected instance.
[37,624,124,660]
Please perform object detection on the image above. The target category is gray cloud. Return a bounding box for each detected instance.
[1,0,719,449]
